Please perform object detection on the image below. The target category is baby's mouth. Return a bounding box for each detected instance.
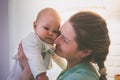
[47,37,53,43]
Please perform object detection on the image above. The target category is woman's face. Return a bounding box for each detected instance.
[54,21,79,60]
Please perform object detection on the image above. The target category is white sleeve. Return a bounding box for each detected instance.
[22,33,46,79]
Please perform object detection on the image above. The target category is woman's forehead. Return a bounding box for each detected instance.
[61,21,76,40]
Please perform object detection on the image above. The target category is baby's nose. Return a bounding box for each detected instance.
[49,31,53,35]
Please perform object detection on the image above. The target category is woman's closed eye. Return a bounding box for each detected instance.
[61,35,69,44]
[64,38,69,44]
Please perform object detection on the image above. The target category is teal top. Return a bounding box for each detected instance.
[57,63,99,80]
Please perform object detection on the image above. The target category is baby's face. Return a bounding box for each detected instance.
[34,15,60,44]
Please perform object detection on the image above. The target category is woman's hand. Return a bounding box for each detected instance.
[18,43,28,70]
[18,43,34,80]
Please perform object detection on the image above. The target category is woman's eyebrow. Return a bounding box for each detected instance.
[61,33,70,42]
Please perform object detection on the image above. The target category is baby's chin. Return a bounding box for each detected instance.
[45,41,54,45]
[45,39,54,44]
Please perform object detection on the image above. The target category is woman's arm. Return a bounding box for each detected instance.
[18,43,34,80]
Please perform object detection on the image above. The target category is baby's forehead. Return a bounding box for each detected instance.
[36,10,60,24]
[38,8,59,18]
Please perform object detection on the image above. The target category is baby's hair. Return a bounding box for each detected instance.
[36,8,61,23]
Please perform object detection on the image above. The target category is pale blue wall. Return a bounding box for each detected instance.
[0,0,9,80]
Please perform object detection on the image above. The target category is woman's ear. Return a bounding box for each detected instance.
[81,49,92,58]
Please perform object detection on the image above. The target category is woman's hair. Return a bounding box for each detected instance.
[69,11,110,80]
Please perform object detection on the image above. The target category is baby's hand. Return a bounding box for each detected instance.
[36,72,49,80]
[48,44,56,54]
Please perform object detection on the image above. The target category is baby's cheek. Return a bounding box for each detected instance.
[54,35,59,39]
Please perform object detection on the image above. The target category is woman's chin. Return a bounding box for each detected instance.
[55,50,61,56]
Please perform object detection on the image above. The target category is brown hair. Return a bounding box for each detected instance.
[69,11,110,80]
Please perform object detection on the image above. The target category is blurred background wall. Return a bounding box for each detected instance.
[0,0,9,80]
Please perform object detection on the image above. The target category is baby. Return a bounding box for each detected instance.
[7,8,66,80]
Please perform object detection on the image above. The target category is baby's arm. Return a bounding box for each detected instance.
[18,43,48,80]
[22,43,47,78]
[22,33,48,79]
[52,53,67,69]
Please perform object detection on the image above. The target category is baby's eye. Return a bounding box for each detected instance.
[53,31,59,33]
[44,27,49,30]
[53,31,60,35]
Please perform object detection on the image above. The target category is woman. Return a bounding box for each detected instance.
[18,11,110,80]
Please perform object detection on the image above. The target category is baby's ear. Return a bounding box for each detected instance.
[81,49,92,58]
[33,21,37,30]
